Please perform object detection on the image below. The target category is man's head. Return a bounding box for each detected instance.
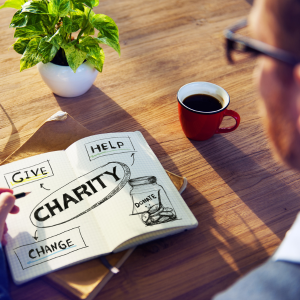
[249,0,300,169]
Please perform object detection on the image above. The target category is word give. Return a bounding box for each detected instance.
[4,160,54,189]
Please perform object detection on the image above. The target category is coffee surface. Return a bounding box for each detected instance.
[183,94,223,112]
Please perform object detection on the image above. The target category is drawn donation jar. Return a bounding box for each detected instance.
[128,176,176,225]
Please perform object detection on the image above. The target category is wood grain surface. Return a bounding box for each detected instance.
[1,0,299,299]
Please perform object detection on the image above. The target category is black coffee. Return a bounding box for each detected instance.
[183,94,223,112]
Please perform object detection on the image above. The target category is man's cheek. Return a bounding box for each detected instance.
[255,58,275,104]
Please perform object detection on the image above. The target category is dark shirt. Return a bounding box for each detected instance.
[213,260,300,300]
[0,244,11,300]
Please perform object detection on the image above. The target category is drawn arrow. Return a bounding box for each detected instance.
[40,183,50,190]
[33,230,38,241]
[131,153,135,166]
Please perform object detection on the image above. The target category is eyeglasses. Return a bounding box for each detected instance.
[224,18,300,66]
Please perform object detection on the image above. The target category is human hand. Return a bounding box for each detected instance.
[0,188,19,246]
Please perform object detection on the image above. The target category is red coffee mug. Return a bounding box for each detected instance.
[177,82,240,141]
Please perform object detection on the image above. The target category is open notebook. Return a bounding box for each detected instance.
[1,129,197,284]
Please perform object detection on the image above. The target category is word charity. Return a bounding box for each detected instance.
[34,167,120,222]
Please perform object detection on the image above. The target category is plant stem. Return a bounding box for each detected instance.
[76,8,92,42]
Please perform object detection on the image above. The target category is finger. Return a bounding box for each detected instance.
[1,223,7,246]
[0,193,16,221]
[0,188,13,195]
[1,236,6,246]
[3,223,7,235]
[10,205,20,214]
[0,193,16,243]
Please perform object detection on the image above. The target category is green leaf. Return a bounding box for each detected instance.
[77,36,98,58]
[10,10,41,28]
[95,36,120,56]
[38,37,59,63]
[61,41,86,72]
[91,14,119,44]
[46,28,63,48]
[14,23,47,38]
[80,7,94,35]
[12,38,30,54]
[0,0,25,10]
[84,5,94,19]
[10,10,27,27]
[74,0,98,9]
[70,0,84,11]
[21,0,48,14]
[48,0,70,17]
[77,37,104,72]
[86,47,104,72]
[20,36,43,71]
[63,16,80,33]
[40,14,57,29]
[80,0,98,8]
[70,9,86,27]
[82,22,94,36]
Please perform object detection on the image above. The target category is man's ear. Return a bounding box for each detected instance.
[294,65,300,133]
[293,64,300,85]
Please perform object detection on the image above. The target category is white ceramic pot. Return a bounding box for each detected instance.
[37,61,98,97]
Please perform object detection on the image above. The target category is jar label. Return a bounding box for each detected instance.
[132,190,177,225]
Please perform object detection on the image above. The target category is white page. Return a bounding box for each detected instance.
[1,151,108,284]
[65,132,197,251]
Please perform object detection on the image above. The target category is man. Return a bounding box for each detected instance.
[0,190,19,300]
[214,0,300,299]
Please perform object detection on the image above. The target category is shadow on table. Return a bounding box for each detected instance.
[106,183,267,300]
[0,103,20,163]
[191,135,300,240]
[53,85,175,162]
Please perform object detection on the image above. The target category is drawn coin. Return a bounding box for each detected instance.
[151,206,164,217]
[158,216,170,223]
[142,212,150,223]
[148,204,160,214]
[163,207,173,212]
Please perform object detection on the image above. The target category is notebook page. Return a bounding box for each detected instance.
[65,132,197,252]
[0,151,108,284]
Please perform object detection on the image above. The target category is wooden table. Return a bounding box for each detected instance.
[1,0,299,299]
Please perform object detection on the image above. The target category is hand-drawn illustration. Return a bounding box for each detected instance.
[32,230,38,241]
[129,176,177,226]
[40,183,50,190]
[14,227,87,270]
[30,162,131,228]
[131,153,135,166]
[84,136,136,161]
[4,160,54,189]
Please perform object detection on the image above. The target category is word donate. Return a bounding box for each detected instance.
[4,160,54,189]
[84,137,135,161]
[13,227,86,269]
[30,162,131,228]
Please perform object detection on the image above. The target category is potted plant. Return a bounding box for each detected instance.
[0,0,120,97]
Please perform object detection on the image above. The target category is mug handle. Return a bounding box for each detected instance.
[215,109,240,134]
